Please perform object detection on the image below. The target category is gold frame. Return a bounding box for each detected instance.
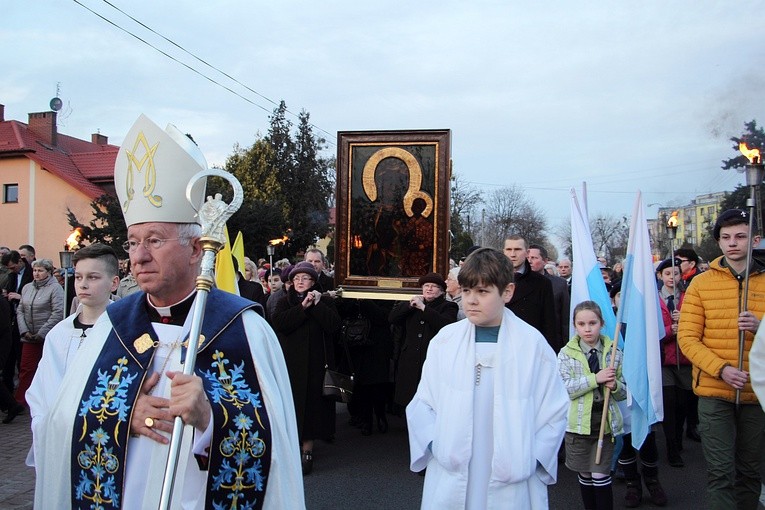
[335,130,451,299]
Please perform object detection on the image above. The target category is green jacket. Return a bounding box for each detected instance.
[557,334,626,436]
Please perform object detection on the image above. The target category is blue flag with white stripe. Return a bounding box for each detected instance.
[621,191,665,449]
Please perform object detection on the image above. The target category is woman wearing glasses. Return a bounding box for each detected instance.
[271,261,341,475]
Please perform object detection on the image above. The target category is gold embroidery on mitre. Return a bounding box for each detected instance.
[122,131,162,213]
[133,333,154,354]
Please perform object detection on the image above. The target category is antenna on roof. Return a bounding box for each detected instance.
[49,82,63,111]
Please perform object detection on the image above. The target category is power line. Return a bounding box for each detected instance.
[72,0,337,146]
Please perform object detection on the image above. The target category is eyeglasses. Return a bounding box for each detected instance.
[677,258,689,263]
[122,237,185,253]
[292,276,314,282]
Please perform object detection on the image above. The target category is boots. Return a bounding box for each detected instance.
[624,477,642,508]
[644,476,668,506]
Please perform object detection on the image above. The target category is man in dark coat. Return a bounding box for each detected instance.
[305,248,335,293]
[502,236,557,351]
[389,272,458,409]
[1,250,32,393]
[528,244,570,353]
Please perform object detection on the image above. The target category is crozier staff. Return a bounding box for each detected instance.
[30,114,304,509]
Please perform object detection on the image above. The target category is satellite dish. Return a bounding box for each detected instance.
[50,97,63,111]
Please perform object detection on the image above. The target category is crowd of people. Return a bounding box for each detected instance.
[3,112,764,510]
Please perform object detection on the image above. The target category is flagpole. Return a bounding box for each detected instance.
[595,303,624,464]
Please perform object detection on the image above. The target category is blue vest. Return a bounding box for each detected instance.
[70,289,272,509]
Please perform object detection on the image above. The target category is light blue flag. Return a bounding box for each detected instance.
[621,191,665,449]
[569,189,619,344]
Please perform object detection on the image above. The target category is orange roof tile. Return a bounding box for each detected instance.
[0,119,117,199]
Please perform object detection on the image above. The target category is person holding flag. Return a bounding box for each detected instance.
[679,208,765,510]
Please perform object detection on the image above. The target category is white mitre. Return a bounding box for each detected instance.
[114,114,207,226]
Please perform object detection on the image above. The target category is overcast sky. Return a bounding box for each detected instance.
[3,1,764,249]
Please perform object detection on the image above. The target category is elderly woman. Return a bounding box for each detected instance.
[389,272,458,410]
[445,266,466,320]
[15,258,64,407]
[271,261,341,475]
[243,257,258,282]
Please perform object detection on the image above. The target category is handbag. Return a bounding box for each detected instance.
[322,330,355,403]
[341,314,374,347]
[322,367,354,403]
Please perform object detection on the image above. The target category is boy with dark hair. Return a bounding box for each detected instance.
[679,209,765,509]
[26,243,120,464]
[407,248,568,508]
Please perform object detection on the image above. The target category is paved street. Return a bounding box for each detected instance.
[0,404,743,509]
[0,411,33,510]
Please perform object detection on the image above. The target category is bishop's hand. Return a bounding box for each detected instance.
[166,371,211,431]
[131,372,173,444]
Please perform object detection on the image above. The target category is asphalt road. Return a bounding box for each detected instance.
[304,406,717,509]
[3,404,760,509]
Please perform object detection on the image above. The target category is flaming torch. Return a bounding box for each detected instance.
[59,228,81,319]
[267,235,289,277]
[735,142,764,409]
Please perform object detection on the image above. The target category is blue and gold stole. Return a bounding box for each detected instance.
[71,289,272,510]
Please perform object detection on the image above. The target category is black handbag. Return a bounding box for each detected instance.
[322,331,355,403]
[322,368,354,403]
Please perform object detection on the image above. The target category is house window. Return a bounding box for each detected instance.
[3,184,18,203]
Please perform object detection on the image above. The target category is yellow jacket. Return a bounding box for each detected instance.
[678,254,765,402]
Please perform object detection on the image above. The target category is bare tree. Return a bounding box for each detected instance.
[555,212,629,263]
[449,172,484,257]
[482,185,548,249]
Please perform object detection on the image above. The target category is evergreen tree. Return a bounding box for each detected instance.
[67,194,127,253]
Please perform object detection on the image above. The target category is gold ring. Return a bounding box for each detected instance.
[145,417,155,428]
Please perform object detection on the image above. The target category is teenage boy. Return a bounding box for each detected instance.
[26,243,120,454]
[679,209,765,509]
[407,247,568,509]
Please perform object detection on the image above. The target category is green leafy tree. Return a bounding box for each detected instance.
[284,110,334,256]
[67,194,127,253]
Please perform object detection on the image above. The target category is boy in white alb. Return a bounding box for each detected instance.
[407,248,569,509]
[26,243,120,465]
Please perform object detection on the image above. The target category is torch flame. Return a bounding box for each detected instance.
[65,228,83,250]
[739,142,761,164]
[268,235,289,246]
[667,211,679,228]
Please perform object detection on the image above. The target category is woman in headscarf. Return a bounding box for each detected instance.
[271,261,341,475]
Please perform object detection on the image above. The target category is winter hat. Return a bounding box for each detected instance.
[656,258,682,273]
[713,209,750,240]
[289,261,318,281]
[417,272,446,291]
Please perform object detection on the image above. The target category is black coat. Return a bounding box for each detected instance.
[506,260,557,351]
[271,285,341,441]
[237,277,267,310]
[5,262,33,304]
[336,299,393,386]
[545,272,571,354]
[389,295,458,407]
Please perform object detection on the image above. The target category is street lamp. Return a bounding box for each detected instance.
[266,243,275,278]
[59,249,74,319]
